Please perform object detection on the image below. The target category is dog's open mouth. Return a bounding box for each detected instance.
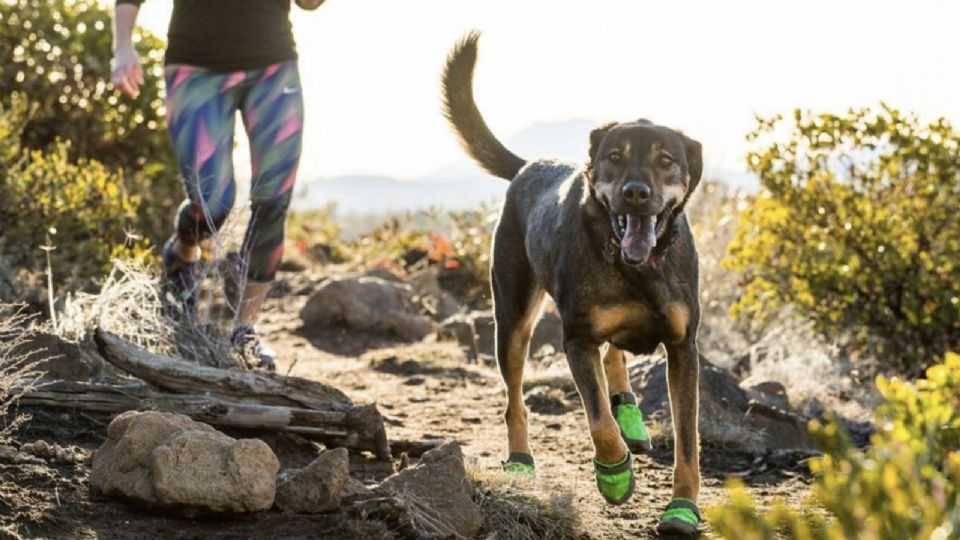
[610,211,670,265]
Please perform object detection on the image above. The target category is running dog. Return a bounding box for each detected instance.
[441,32,704,537]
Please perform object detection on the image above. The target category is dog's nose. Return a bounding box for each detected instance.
[621,181,651,205]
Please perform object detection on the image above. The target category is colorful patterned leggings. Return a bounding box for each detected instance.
[164,60,304,283]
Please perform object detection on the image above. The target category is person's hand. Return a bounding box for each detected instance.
[111,45,144,98]
[295,0,326,11]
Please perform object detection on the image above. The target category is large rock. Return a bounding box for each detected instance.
[630,355,816,453]
[274,448,349,514]
[91,411,279,513]
[379,442,482,538]
[300,276,435,341]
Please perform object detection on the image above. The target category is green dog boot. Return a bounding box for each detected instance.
[502,452,535,477]
[593,451,635,505]
[611,392,652,453]
[657,497,702,537]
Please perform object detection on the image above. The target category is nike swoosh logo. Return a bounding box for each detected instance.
[282,86,299,94]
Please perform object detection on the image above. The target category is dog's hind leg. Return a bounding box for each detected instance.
[602,344,631,396]
[603,345,652,453]
[492,253,544,471]
[566,339,634,504]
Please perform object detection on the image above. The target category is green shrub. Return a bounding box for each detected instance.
[726,106,960,371]
[0,100,150,300]
[0,0,181,247]
[286,204,347,263]
[708,352,960,539]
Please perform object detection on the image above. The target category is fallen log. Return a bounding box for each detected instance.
[19,380,382,450]
[95,329,348,409]
[91,329,391,460]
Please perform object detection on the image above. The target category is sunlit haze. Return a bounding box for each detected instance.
[130,0,960,187]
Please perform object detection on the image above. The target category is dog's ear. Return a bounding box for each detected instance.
[588,121,618,165]
[680,133,703,193]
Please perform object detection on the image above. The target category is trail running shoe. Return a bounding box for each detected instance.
[657,497,702,537]
[502,452,535,477]
[161,236,199,317]
[611,392,653,453]
[593,451,635,505]
[231,325,277,371]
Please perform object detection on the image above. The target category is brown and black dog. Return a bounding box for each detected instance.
[441,33,704,536]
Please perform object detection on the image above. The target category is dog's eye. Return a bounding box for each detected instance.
[607,151,622,163]
[657,154,675,167]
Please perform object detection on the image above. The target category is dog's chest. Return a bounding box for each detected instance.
[587,302,689,353]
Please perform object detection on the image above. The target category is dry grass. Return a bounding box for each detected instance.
[55,257,240,368]
[0,304,45,444]
[467,464,592,540]
[740,311,876,420]
[52,202,265,368]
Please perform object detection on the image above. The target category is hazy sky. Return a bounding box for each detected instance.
[131,0,960,183]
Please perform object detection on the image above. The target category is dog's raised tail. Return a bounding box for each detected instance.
[441,31,526,181]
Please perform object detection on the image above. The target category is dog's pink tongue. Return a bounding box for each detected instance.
[621,215,656,263]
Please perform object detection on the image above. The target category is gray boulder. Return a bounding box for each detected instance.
[300,276,435,341]
[631,355,816,453]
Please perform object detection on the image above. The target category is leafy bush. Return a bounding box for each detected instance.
[708,352,960,539]
[286,204,347,264]
[726,106,960,371]
[0,0,180,246]
[0,100,150,301]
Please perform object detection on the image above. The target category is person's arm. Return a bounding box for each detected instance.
[112,1,144,97]
[295,0,326,11]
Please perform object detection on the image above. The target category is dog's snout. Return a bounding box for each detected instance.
[621,181,652,205]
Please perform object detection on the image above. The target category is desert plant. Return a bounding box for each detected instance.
[286,203,346,264]
[0,0,181,246]
[0,100,151,303]
[0,304,45,444]
[707,351,960,539]
[726,105,960,372]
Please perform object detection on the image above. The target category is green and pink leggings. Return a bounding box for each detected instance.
[164,60,304,282]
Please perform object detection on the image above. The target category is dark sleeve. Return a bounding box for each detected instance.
[116,0,144,5]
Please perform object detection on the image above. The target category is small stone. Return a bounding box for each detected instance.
[0,445,17,460]
[379,442,482,538]
[274,448,350,514]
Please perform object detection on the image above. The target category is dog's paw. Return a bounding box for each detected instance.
[502,452,535,477]
[611,392,653,453]
[593,451,634,505]
[657,498,702,538]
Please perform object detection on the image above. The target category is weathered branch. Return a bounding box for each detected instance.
[90,330,392,460]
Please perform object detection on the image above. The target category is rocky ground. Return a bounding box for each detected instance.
[0,266,843,540]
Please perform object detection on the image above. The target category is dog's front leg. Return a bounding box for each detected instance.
[566,339,634,504]
[665,339,700,500]
[657,338,703,536]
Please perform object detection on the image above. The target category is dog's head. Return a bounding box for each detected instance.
[586,119,702,265]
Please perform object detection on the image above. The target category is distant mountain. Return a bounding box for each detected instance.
[291,119,755,214]
[291,119,597,214]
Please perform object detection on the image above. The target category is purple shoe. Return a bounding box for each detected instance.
[231,325,277,371]
[161,236,199,316]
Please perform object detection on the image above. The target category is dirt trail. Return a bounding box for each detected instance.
[263,292,811,538]
[1,290,810,540]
